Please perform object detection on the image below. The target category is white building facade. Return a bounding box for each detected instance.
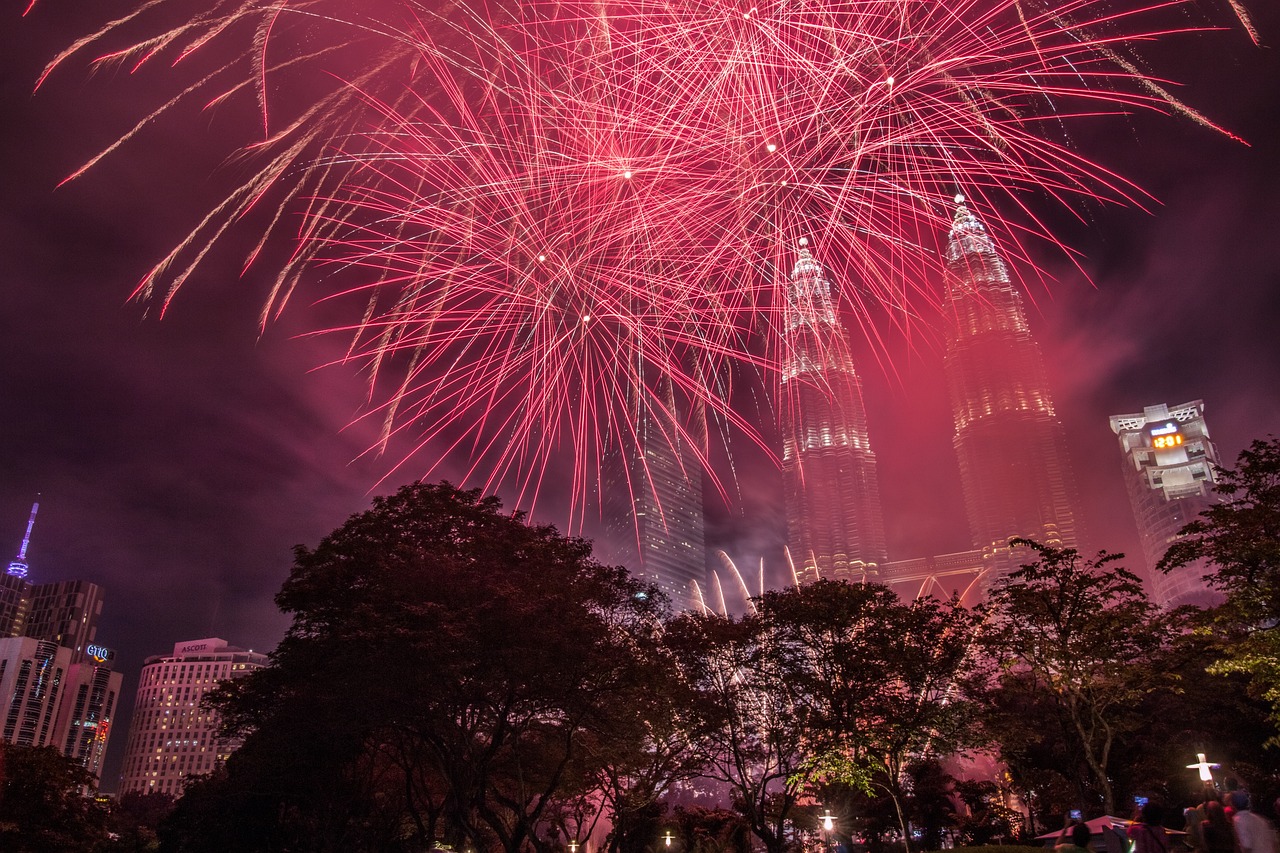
[0,636,73,747]
[1110,400,1222,609]
[118,638,267,796]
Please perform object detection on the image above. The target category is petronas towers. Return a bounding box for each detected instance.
[782,197,1079,589]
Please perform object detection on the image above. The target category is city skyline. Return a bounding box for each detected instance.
[2,3,1279,791]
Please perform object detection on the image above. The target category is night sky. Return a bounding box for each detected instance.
[2,2,1278,791]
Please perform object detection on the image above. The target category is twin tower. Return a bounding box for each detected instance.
[782,197,1079,590]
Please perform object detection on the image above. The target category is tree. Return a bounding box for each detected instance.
[1160,437,1280,736]
[980,541,1174,816]
[0,744,110,852]
[669,581,981,853]
[106,790,175,852]
[758,580,982,852]
[164,481,665,853]
[1159,437,1280,625]
[664,611,812,853]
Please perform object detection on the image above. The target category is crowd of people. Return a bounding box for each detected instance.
[1056,782,1278,853]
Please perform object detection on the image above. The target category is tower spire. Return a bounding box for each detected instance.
[8,496,40,579]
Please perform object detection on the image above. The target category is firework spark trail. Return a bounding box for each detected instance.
[36,0,1252,524]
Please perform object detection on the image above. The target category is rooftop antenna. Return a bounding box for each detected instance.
[8,496,40,579]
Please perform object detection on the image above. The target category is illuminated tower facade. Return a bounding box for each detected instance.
[780,239,887,583]
[2,501,40,637]
[604,377,706,610]
[55,652,122,781]
[120,638,268,796]
[942,197,1079,574]
[1110,401,1221,608]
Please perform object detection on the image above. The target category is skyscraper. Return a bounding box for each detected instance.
[120,638,268,796]
[1110,400,1221,608]
[780,239,887,583]
[604,376,706,610]
[942,196,1080,574]
[54,644,122,781]
[0,636,72,747]
[24,579,105,665]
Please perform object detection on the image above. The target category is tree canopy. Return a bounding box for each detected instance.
[164,481,667,853]
[979,541,1174,817]
[1160,436,1280,742]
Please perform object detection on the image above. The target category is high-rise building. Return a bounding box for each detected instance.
[0,636,73,747]
[0,502,122,786]
[941,196,1080,576]
[54,646,123,780]
[119,638,268,796]
[0,573,31,639]
[24,580,105,664]
[1110,400,1222,608]
[604,377,707,610]
[780,239,887,583]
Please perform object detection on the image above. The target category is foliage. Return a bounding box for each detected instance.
[905,759,958,851]
[951,780,1023,846]
[664,610,808,853]
[979,541,1175,816]
[161,481,666,853]
[1159,437,1280,738]
[668,581,981,853]
[669,806,752,853]
[760,581,982,851]
[106,790,176,852]
[0,744,110,852]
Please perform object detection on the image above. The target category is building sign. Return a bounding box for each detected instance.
[87,644,116,664]
[1150,421,1184,450]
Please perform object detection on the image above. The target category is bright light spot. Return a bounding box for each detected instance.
[581,313,591,324]
[766,143,777,153]
[623,170,633,179]
[954,193,965,204]
[886,75,895,86]
[798,237,809,247]
[537,254,547,262]
[780,180,788,186]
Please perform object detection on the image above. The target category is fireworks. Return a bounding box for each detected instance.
[36,0,1245,522]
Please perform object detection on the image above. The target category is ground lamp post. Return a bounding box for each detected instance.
[663,831,674,850]
[1188,753,1220,802]
[821,810,835,853]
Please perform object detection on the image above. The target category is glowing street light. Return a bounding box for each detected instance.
[663,831,674,848]
[820,809,836,853]
[569,841,580,853]
[1188,753,1220,784]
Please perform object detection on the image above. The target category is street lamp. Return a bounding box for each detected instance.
[663,831,674,849]
[1188,753,1219,784]
[569,841,580,853]
[1188,753,1220,801]
[821,810,835,853]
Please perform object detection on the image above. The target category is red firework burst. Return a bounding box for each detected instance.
[36,0,1246,523]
